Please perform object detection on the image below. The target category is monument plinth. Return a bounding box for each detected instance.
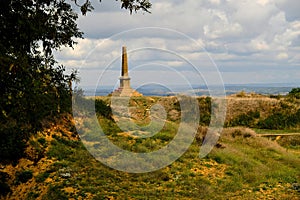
[110,46,142,97]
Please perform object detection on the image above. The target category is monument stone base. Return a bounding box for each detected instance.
[110,87,142,97]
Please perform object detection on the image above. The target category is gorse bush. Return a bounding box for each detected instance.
[227,110,260,127]
[43,185,68,200]
[95,99,112,119]
[0,125,27,160]
[198,97,211,126]
[15,170,33,184]
[225,91,300,130]
[0,172,11,197]
[288,87,300,99]
[47,136,79,161]
[35,172,50,183]
[257,100,300,129]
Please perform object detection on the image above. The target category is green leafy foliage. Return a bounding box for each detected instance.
[71,0,151,15]
[119,0,152,14]
[0,0,81,161]
[0,0,151,162]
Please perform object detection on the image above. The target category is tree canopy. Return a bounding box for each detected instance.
[0,0,151,161]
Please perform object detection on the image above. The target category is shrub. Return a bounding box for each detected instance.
[26,191,40,199]
[195,126,208,145]
[198,97,211,126]
[15,170,33,184]
[36,172,50,183]
[221,127,256,139]
[277,136,300,149]
[0,182,11,197]
[227,110,260,127]
[236,90,247,97]
[37,138,47,146]
[95,99,112,119]
[0,125,27,161]
[0,171,11,197]
[258,112,289,129]
[52,135,80,148]
[288,88,300,99]
[43,185,68,200]
[153,132,174,141]
[257,100,300,129]
[47,140,74,160]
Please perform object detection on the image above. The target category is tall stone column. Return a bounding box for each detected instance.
[122,46,129,77]
[110,46,142,97]
[120,46,131,89]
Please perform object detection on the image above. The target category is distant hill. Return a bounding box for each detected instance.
[83,83,298,97]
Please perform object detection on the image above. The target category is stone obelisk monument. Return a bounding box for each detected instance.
[110,46,142,97]
[120,46,130,89]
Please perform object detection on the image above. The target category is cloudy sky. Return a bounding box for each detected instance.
[55,0,300,89]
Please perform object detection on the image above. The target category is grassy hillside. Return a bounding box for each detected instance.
[1,95,300,199]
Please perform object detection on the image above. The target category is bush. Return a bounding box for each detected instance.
[36,172,50,183]
[95,99,112,119]
[288,88,300,99]
[26,191,40,199]
[0,171,11,197]
[47,140,74,160]
[198,97,211,126]
[236,90,247,97]
[222,127,256,139]
[0,125,27,161]
[257,109,300,129]
[195,126,208,145]
[0,182,11,197]
[15,170,33,184]
[43,185,68,200]
[277,136,300,149]
[152,132,174,141]
[227,110,260,127]
[37,138,47,146]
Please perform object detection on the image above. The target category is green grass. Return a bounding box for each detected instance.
[40,126,300,199]
[5,96,300,199]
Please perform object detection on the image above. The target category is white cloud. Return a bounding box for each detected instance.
[275,0,300,21]
[257,0,270,6]
[55,0,300,86]
[277,52,289,60]
[250,39,270,51]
